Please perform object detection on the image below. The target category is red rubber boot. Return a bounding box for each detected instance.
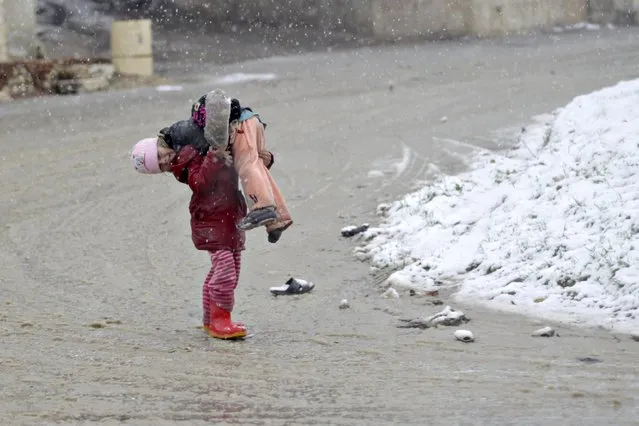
[208,304,247,340]
[204,320,245,333]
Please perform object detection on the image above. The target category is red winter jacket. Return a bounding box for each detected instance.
[171,145,247,252]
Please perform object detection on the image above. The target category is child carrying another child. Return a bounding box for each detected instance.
[162,89,293,243]
[130,92,298,339]
[132,132,252,339]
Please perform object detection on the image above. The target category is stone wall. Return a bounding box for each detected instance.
[0,58,115,100]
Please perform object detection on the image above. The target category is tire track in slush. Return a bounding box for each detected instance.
[276,94,442,212]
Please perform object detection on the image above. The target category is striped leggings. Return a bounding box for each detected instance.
[202,250,241,325]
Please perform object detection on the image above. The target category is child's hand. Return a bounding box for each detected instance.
[258,150,274,168]
[213,149,233,167]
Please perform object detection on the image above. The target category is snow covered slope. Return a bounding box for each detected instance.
[356,79,639,334]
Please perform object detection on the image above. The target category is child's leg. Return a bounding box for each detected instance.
[233,118,279,230]
[233,118,275,211]
[233,250,242,284]
[252,120,293,239]
[208,250,239,312]
[202,266,214,329]
[265,167,293,232]
[206,250,247,339]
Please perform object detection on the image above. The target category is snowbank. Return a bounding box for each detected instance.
[356,79,639,334]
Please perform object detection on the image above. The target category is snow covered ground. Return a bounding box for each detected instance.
[355,79,639,334]
[213,73,278,85]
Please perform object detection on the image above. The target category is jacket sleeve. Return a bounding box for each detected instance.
[187,151,225,194]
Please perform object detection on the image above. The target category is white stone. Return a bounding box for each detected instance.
[532,326,556,337]
[454,329,474,343]
[79,76,111,93]
[381,287,400,299]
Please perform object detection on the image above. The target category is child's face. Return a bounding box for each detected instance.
[158,145,176,172]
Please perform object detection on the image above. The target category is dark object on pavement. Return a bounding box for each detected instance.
[341,224,369,237]
[576,357,603,364]
[270,278,315,296]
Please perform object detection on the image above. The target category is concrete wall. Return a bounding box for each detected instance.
[1,0,37,59]
[467,0,587,37]
[166,0,361,32]
[589,0,639,24]
[589,0,616,23]
[363,0,587,39]
[0,0,8,62]
[364,0,468,39]
[0,0,608,66]
[165,0,589,40]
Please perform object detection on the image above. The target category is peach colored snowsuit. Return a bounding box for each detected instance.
[231,116,293,233]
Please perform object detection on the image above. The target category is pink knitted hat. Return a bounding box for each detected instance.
[131,137,161,174]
